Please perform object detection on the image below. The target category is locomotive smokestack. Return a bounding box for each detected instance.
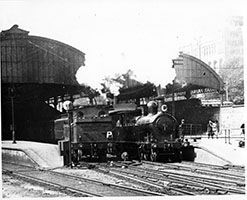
[147,101,158,115]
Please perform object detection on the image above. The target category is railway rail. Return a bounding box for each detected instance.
[182,161,245,169]
[96,161,245,195]
[96,167,195,195]
[2,161,163,197]
[141,161,245,181]
[168,161,245,173]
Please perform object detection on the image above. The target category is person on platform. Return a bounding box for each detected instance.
[240,123,245,135]
[207,120,216,139]
[179,119,185,139]
[239,123,245,147]
[215,120,219,139]
[210,120,217,139]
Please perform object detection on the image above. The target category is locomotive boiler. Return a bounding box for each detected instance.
[54,101,196,164]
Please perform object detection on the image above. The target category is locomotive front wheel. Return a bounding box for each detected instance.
[121,152,129,161]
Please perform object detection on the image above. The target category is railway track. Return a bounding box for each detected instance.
[2,161,163,197]
[3,160,245,196]
[167,161,245,175]
[182,161,245,172]
[141,161,245,182]
[97,167,196,195]
[96,161,245,195]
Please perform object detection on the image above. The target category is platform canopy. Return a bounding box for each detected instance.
[169,52,224,94]
[1,25,87,101]
[1,25,85,86]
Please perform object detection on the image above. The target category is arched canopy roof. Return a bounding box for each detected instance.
[1,25,85,86]
[171,53,224,93]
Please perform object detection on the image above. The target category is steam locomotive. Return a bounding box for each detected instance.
[54,101,196,164]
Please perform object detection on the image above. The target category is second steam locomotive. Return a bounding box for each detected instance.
[54,100,196,164]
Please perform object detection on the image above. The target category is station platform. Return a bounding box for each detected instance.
[1,139,245,168]
[191,137,246,166]
[1,141,63,169]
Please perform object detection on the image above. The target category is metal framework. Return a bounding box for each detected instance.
[172,52,224,94]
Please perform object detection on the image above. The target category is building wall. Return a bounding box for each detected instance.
[220,105,245,130]
[179,16,243,74]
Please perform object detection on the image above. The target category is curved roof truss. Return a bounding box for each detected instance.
[1,25,85,86]
[172,53,224,93]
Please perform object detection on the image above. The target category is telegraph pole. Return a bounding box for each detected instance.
[63,100,73,167]
[172,79,175,116]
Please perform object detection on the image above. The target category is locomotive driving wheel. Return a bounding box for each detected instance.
[143,153,150,161]
[121,151,129,161]
[138,144,150,161]
[150,149,157,162]
[138,150,144,161]
[139,151,150,161]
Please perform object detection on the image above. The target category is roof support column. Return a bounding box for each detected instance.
[172,80,175,116]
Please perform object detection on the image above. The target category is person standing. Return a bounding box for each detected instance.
[207,120,213,139]
[210,121,217,139]
[179,119,185,139]
[241,123,245,135]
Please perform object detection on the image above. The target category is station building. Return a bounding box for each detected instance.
[179,16,244,74]
[1,25,244,143]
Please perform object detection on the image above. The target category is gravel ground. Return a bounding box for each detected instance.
[53,166,147,189]
[2,174,68,198]
[2,165,146,198]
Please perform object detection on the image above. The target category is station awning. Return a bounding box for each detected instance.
[1,25,87,101]
[169,53,225,94]
[1,25,85,86]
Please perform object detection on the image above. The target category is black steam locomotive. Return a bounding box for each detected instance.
[54,101,195,164]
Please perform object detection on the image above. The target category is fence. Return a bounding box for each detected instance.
[220,128,245,144]
[180,124,245,145]
[182,124,202,137]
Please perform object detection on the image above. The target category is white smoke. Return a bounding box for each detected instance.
[76,49,178,93]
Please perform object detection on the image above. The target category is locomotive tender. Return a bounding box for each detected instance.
[54,101,195,164]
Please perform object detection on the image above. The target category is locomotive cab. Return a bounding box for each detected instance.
[109,105,142,160]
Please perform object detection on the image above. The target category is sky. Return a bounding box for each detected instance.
[0,0,245,91]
